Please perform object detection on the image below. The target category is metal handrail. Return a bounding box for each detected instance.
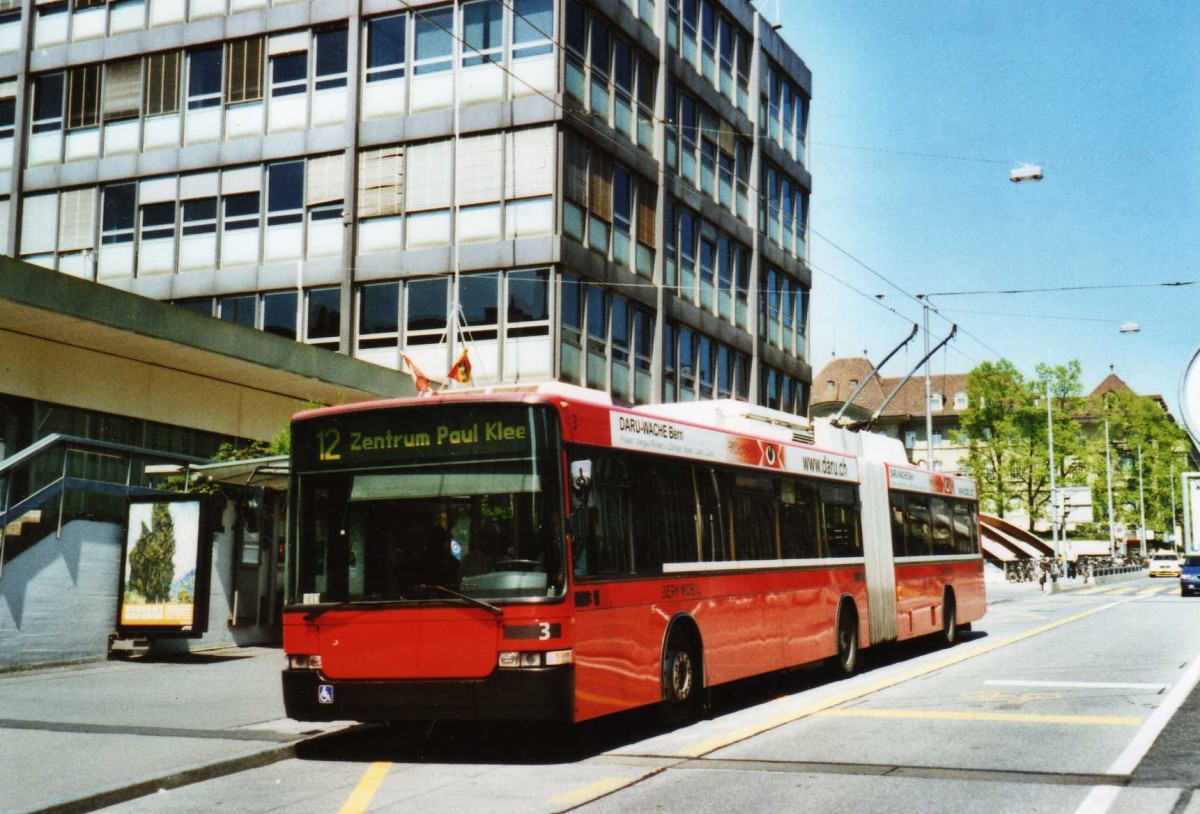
[0,435,209,576]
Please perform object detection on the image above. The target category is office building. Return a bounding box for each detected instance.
[1,0,812,411]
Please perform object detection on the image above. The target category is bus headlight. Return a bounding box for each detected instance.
[288,654,323,670]
[498,649,573,669]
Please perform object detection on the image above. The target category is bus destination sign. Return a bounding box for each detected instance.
[297,406,534,468]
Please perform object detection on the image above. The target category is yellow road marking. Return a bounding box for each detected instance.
[960,690,1061,704]
[551,777,639,805]
[1104,587,1137,595]
[338,761,391,814]
[678,598,1131,758]
[819,708,1142,726]
[1074,586,1111,595]
[1137,587,1163,596]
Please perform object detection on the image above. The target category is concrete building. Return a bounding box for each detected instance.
[0,0,813,412]
[0,260,411,668]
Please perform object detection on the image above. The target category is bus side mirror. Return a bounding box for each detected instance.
[570,460,593,508]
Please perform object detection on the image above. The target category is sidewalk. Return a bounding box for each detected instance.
[0,647,351,814]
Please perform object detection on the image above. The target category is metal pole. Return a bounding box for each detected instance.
[1171,462,1178,549]
[1046,379,1058,563]
[1105,417,1116,558]
[924,302,934,468]
[1180,473,1190,554]
[1138,445,1146,556]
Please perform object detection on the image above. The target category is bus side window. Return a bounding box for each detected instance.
[728,471,777,561]
[931,497,955,556]
[821,484,862,558]
[889,493,908,557]
[905,494,932,557]
[695,467,727,562]
[780,478,819,559]
[632,458,696,573]
[573,453,632,577]
[953,501,978,554]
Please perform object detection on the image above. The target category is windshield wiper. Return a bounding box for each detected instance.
[416,584,504,617]
[302,598,406,621]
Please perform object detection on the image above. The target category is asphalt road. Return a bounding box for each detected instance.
[99,576,1200,814]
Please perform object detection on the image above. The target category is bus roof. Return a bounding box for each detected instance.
[294,382,937,483]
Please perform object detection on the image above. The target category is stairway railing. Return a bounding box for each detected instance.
[0,434,207,578]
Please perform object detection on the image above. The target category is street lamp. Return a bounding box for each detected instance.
[1138,445,1147,556]
[1046,378,1059,563]
[1105,413,1117,557]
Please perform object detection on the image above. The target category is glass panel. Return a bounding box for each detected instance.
[182,197,217,235]
[406,276,448,341]
[360,281,400,335]
[367,14,407,82]
[219,294,256,327]
[188,46,223,109]
[268,161,305,224]
[459,272,499,330]
[271,52,307,96]
[414,7,454,74]
[101,183,137,243]
[307,287,341,341]
[263,291,297,338]
[462,0,503,66]
[508,268,549,323]
[511,0,553,59]
[315,27,348,88]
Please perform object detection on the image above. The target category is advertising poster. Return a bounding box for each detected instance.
[117,494,210,637]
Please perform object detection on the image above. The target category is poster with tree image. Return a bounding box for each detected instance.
[118,495,210,635]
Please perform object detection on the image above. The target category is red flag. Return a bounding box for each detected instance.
[447,348,473,386]
[402,354,432,395]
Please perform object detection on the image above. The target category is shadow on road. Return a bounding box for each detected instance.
[295,629,988,766]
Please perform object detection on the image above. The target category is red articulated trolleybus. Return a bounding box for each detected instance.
[282,383,985,724]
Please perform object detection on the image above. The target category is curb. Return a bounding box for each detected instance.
[28,742,299,814]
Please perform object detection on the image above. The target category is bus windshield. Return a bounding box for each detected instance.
[289,403,565,604]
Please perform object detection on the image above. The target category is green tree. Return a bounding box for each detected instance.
[128,502,176,603]
[1075,389,1194,545]
[955,360,1034,521]
[956,359,1088,531]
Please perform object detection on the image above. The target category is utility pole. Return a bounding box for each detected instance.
[924,300,934,469]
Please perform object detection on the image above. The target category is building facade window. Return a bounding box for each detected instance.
[187,46,223,109]
[145,51,181,116]
[226,37,265,104]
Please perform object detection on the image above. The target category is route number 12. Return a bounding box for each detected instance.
[318,429,342,461]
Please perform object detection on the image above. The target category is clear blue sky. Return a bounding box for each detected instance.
[763,1,1200,417]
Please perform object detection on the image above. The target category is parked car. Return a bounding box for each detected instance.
[1181,555,1200,596]
[1148,552,1182,578]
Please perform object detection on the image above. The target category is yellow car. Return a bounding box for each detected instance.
[1148,553,1182,577]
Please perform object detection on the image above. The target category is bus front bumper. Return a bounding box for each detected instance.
[282,666,574,723]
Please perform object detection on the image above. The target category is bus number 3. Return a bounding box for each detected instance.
[503,623,562,640]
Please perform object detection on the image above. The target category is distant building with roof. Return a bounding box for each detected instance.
[810,356,969,474]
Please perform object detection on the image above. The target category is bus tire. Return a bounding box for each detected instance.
[660,628,701,726]
[941,591,958,646]
[834,601,859,675]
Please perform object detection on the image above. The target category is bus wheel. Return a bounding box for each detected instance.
[834,604,858,675]
[941,593,958,646]
[660,632,700,725]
